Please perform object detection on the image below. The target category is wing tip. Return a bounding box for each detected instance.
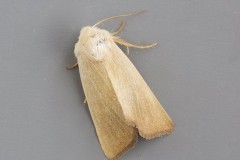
[106,129,138,160]
[138,122,174,140]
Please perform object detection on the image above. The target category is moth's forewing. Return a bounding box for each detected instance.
[75,42,137,159]
[104,38,174,139]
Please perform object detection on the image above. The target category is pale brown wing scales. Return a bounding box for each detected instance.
[77,51,137,159]
[105,43,173,139]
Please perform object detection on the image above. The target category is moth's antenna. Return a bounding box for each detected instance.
[93,10,145,27]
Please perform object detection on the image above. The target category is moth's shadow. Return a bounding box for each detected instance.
[45,18,93,125]
[121,133,173,159]
[70,69,93,124]
[64,45,93,125]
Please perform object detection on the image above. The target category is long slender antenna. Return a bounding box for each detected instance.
[93,10,145,27]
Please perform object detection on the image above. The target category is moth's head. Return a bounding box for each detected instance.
[78,26,112,44]
[75,26,112,59]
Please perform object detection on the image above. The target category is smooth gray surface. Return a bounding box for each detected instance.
[1,0,240,160]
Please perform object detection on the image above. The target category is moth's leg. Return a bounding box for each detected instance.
[84,97,87,104]
[66,62,78,70]
[113,36,158,49]
[126,46,129,55]
[111,21,126,36]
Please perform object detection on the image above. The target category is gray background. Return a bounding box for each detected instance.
[1,0,240,160]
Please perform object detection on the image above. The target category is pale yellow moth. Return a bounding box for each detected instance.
[67,10,173,160]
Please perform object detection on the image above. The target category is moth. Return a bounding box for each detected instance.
[67,10,173,160]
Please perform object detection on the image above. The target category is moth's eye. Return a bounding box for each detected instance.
[98,38,105,44]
